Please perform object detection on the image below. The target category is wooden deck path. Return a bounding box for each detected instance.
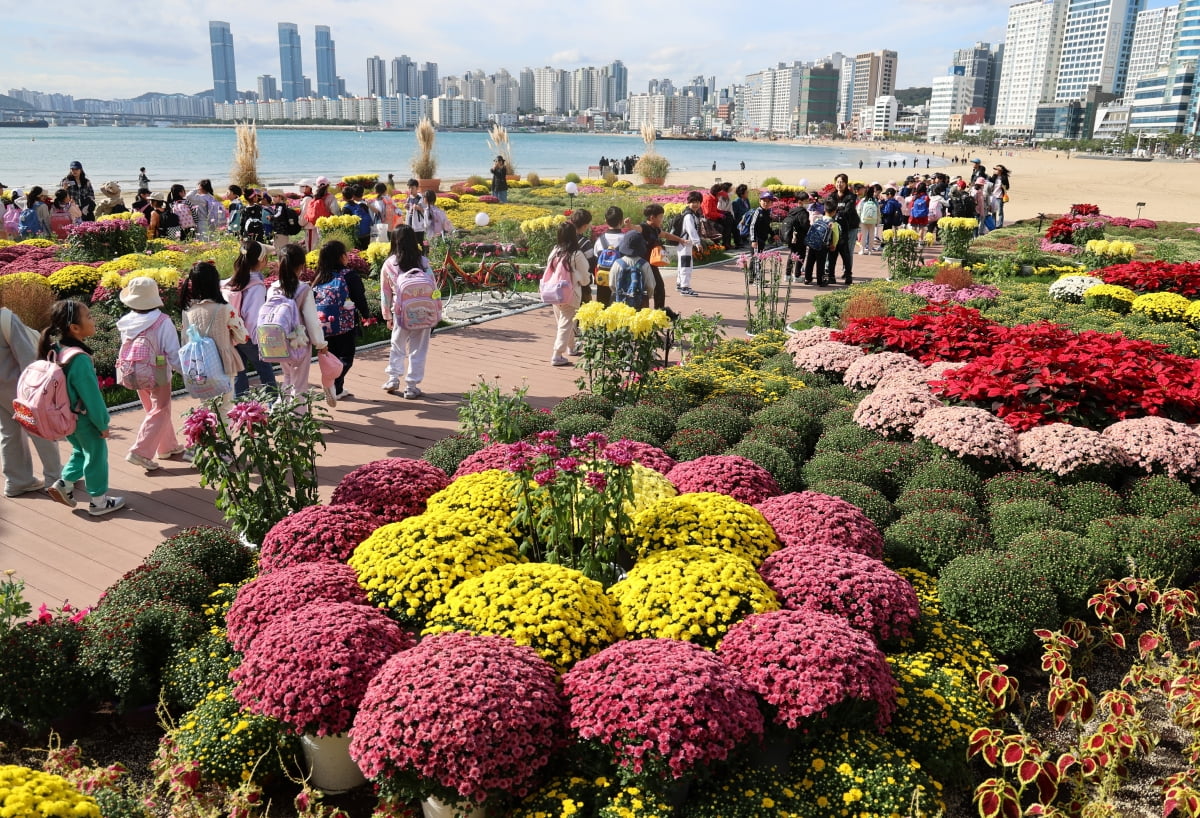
[1,253,889,609]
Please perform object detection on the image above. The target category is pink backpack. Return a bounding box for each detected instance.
[256,284,310,363]
[391,267,441,330]
[539,252,574,305]
[116,314,169,391]
[172,201,196,229]
[2,205,20,237]
[13,348,84,440]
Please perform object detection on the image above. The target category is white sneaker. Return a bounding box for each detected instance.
[126,452,161,471]
[88,495,126,517]
[47,479,75,507]
[335,389,352,400]
[324,386,338,408]
[382,379,400,393]
[403,386,423,399]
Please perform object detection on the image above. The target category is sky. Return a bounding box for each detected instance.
[0,0,1080,101]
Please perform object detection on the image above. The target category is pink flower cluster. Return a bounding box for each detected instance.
[791,341,866,376]
[666,455,781,505]
[331,458,450,521]
[227,400,269,436]
[758,545,920,643]
[225,562,368,652]
[0,244,59,275]
[1130,218,1158,229]
[606,439,676,474]
[754,492,884,560]
[350,632,565,803]
[1041,239,1080,255]
[563,639,763,778]
[182,407,219,448]
[1017,423,1130,477]
[842,352,926,391]
[66,218,146,235]
[232,600,412,736]
[899,281,1001,304]
[852,385,942,439]
[258,504,386,574]
[1101,417,1200,479]
[717,609,897,730]
[453,443,518,477]
[784,327,835,356]
[912,406,1019,466]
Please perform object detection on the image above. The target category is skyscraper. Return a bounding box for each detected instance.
[257,74,278,102]
[209,21,238,105]
[994,0,1068,130]
[851,50,898,120]
[315,25,339,98]
[952,42,1001,120]
[1124,4,1180,101]
[278,23,304,101]
[608,60,628,103]
[417,62,439,98]
[391,55,416,97]
[1053,0,1143,101]
[367,56,387,98]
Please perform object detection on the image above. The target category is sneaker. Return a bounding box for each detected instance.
[679,287,699,296]
[158,447,186,459]
[180,448,196,463]
[88,495,126,517]
[4,480,45,498]
[403,386,423,400]
[335,389,352,401]
[126,452,161,471]
[550,357,572,367]
[382,379,401,393]
[568,346,583,356]
[324,386,338,408]
[47,479,75,507]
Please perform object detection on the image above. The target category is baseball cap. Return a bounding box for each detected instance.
[759,190,776,199]
[69,160,83,170]
[971,158,982,164]
[315,176,330,186]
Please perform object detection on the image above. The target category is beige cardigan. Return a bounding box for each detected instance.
[181,300,246,380]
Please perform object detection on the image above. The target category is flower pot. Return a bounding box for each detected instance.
[422,796,486,818]
[417,178,442,194]
[941,256,964,265]
[300,733,367,794]
[1019,264,1036,276]
[641,177,665,186]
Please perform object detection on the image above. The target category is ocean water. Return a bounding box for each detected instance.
[0,127,945,192]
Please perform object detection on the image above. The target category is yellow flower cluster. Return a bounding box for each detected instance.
[0,764,100,818]
[630,492,780,564]
[149,249,188,268]
[96,211,145,223]
[648,344,803,405]
[341,173,379,186]
[17,238,55,248]
[443,203,552,231]
[424,562,625,672]
[315,214,361,231]
[0,240,13,249]
[765,184,807,198]
[349,508,524,626]
[597,786,673,818]
[1084,239,1136,258]
[520,214,568,236]
[1082,283,1137,313]
[881,228,920,243]
[576,302,671,338]
[98,266,181,293]
[612,180,633,189]
[471,184,490,194]
[361,241,392,269]
[0,273,51,291]
[97,254,147,276]
[608,546,779,648]
[792,730,944,817]
[173,688,284,788]
[1131,291,1192,322]
[459,193,480,203]
[511,775,610,818]
[1034,264,1084,276]
[626,464,677,519]
[937,217,978,232]
[46,264,103,294]
[424,469,516,525]
[885,652,991,777]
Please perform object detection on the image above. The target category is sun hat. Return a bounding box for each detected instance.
[297,179,313,189]
[618,230,647,258]
[69,160,83,170]
[150,191,168,202]
[315,176,330,186]
[119,276,164,310]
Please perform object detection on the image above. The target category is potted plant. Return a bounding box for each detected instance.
[1013,236,1043,275]
[938,216,977,262]
[413,118,440,193]
[634,122,669,185]
[171,688,297,789]
[487,124,517,179]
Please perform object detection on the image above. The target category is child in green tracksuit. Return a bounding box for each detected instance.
[44,299,126,516]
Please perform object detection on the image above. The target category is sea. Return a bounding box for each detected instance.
[0,127,946,192]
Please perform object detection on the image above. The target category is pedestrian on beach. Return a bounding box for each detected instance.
[545,222,591,367]
[380,225,436,397]
[827,173,860,286]
[0,300,61,498]
[180,261,247,409]
[264,244,328,406]
[313,240,370,402]
[422,190,453,246]
[712,161,717,172]
[94,182,126,219]
[138,168,150,189]
[592,206,624,307]
[676,192,701,296]
[404,179,428,248]
[61,161,95,222]
[222,240,278,398]
[117,277,182,472]
[43,300,125,516]
[491,156,510,204]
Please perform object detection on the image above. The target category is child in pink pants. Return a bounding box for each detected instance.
[116,277,182,471]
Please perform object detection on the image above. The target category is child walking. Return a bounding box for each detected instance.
[544,222,591,366]
[180,261,247,408]
[380,226,435,399]
[117,277,182,471]
[265,243,328,403]
[44,300,126,515]
[313,240,370,402]
[222,240,278,397]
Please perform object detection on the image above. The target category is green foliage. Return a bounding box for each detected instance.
[554,412,610,440]
[1125,474,1199,518]
[100,563,215,614]
[989,499,1060,548]
[808,479,896,529]
[663,428,728,461]
[704,391,768,417]
[147,526,255,587]
[1086,515,1196,583]
[1060,481,1124,533]
[744,425,805,464]
[984,472,1065,508]
[727,440,801,492]
[164,629,240,710]
[1005,529,1120,615]
[814,424,886,455]
[422,434,486,476]
[638,386,697,417]
[676,405,752,446]
[884,511,993,572]
[812,282,929,327]
[0,613,92,732]
[803,451,888,493]
[750,404,823,456]
[551,392,617,421]
[895,489,984,521]
[459,376,534,444]
[564,172,582,183]
[784,387,843,415]
[903,459,984,499]
[759,351,799,376]
[858,441,929,500]
[514,408,555,439]
[609,404,677,445]
[820,406,858,431]
[938,552,1060,655]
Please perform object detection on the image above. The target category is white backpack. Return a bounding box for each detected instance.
[256,284,311,363]
[178,324,230,400]
[390,266,442,331]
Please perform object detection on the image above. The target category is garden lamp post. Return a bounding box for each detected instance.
[1136,202,1146,220]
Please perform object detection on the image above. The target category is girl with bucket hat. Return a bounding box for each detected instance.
[116,277,182,471]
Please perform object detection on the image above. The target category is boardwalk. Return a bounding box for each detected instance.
[1,253,889,608]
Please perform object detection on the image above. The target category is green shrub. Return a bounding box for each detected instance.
[759,351,799,376]
[554,412,610,440]
[1061,482,1124,533]
[727,440,801,492]
[859,441,929,500]
[820,406,857,431]
[514,408,555,439]
[784,388,843,416]
[808,479,896,529]
[611,404,677,442]
[638,388,696,418]
[744,425,805,464]
[604,421,665,446]
[1126,475,1199,518]
[814,424,885,455]
[663,428,728,461]
[423,434,486,476]
[147,526,255,587]
[704,391,768,416]
[903,459,984,498]
[1086,515,1196,583]
[791,369,836,388]
[100,563,215,614]
[884,511,993,572]
[1005,529,1121,614]
[0,615,92,733]
[174,690,295,788]
[895,489,984,521]
[677,405,752,446]
[984,472,1065,509]
[164,629,240,710]
[803,451,888,493]
[564,172,582,184]
[551,392,616,420]
[990,500,1060,548]
[749,405,822,455]
[938,552,1060,655]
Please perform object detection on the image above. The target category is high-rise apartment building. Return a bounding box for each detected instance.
[533,66,570,114]
[837,55,855,123]
[851,50,897,119]
[519,68,536,112]
[1054,0,1143,101]
[391,55,416,97]
[952,42,1003,121]
[928,69,976,138]
[278,23,304,101]
[417,62,439,98]
[366,56,387,97]
[742,62,839,135]
[257,74,278,102]
[314,26,338,98]
[995,0,1068,131]
[1123,4,1180,100]
[607,60,628,104]
[209,21,238,105]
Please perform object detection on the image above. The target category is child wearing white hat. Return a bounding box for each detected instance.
[116,277,182,471]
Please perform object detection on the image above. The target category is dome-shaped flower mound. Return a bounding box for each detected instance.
[627,463,679,518]
[0,766,100,818]
[630,492,779,564]
[349,508,524,627]
[913,406,1019,467]
[718,608,897,730]
[232,601,412,736]
[1017,423,1130,477]
[758,545,920,642]
[791,341,866,376]
[331,458,450,521]
[606,439,676,474]
[452,442,520,478]
[666,455,781,505]
[609,546,779,648]
[1102,416,1200,479]
[225,563,368,653]
[258,504,386,574]
[350,632,565,805]
[563,639,763,779]
[424,469,516,524]
[853,385,942,439]
[843,352,926,391]
[785,326,835,355]
[754,492,884,560]
[423,563,625,672]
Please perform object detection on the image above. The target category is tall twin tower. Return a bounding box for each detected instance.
[209,21,344,104]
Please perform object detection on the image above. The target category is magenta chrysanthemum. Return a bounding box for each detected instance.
[754,492,884,560]
[453,443,519,477]
[331,458,450,521]
[258,504,386,574]
[225,562,369,652]
[605,439,676,474]
[666,455,781,505]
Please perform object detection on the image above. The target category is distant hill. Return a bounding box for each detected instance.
[895,87,932,107]
[0,94,35,111]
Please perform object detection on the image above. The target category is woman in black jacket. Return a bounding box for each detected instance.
[826,173,860,286]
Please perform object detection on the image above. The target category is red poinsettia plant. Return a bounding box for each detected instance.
[1069,203,1100,216]
[833,304,1007,364]
[1098,260,1200,297]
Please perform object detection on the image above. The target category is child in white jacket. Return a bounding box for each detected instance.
[267,244,328,405]
[116,277,182,470]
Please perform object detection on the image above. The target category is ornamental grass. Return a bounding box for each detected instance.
[753,491,884,560]
[330,457,450,521]
[423,562,625,672]
[665,454,782,505]
[609,546,779,648]
[629,492,780,564]
[257,504,386,574]
[225,562,368,653]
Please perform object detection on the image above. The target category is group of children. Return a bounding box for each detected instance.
[0,229,440,518]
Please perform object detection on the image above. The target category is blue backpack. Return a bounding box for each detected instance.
[18,208,42,237]
[313,272,356,337]
[910,194,930,219]
[346,201,372,237]
[736,210,755,239]
[805,219,833,251]
[612,257,648,309]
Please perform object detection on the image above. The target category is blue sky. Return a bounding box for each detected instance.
[0,0,1163,101]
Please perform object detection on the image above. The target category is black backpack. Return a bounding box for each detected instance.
[781,207,809,248]
[950,193,974,218]
[275,204,302,236]
[666,211,688,246]
[805,219,833,251]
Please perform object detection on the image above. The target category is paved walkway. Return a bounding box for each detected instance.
[1,251,891,608]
